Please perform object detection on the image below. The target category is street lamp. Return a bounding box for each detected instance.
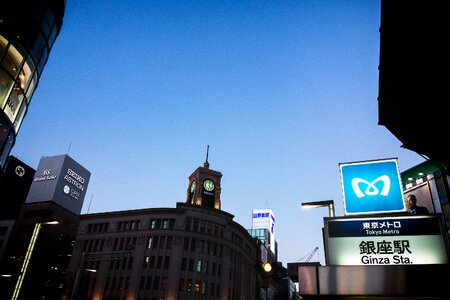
[71,250,134,299]
[11,220,59,300]
[301,200,335,217]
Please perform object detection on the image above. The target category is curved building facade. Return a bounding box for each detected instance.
[66,203,259,300]
[0,0,65,172]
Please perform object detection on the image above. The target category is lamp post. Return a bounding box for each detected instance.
[301,200,335,217]
[11,220,59,300]
[71,249,134,299]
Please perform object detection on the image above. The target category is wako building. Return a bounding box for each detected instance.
[0,0,65,173]
[65,159,261,300]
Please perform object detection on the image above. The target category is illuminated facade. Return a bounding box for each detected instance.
[252,208,276,255]
[0,0,65,173]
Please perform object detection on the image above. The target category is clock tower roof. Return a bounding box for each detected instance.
[186,146,222,209]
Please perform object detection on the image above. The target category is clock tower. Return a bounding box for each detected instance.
[186,146,222,209]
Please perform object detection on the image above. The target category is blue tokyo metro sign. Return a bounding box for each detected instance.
[340,158,406,215]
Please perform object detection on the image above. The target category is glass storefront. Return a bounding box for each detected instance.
[0,0,63,173]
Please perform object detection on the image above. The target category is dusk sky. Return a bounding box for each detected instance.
[12,0,424,265]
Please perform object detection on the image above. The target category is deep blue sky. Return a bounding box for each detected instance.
[12,0,424,265]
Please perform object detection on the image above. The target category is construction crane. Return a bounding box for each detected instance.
[297,246,319,262]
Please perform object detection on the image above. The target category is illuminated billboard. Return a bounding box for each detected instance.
[252,208,276,254]
[324,214,449,266]
[26,154,90,215]
[340,158,405,215]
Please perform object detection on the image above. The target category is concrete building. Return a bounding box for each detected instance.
[65,160,261,300]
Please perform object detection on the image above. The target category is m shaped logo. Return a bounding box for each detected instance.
[351,175,390,198]
[340,158,405,215]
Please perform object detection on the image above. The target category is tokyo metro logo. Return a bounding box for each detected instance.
[340,158,405,215]
[351,175,390,198]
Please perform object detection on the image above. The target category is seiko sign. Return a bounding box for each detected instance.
[62,168,86,200]
[25,154,91,215]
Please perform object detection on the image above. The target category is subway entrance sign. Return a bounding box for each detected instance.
[324,214,449,266]
[340,158,405,215]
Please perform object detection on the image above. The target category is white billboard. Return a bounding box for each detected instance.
[252,208,276,254]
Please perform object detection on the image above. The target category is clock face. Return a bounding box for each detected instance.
[190,181,196,193]
[203,179,215,192]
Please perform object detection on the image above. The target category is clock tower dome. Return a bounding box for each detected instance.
[186,146,222,209]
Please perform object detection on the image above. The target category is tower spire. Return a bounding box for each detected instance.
[204,145,210,168]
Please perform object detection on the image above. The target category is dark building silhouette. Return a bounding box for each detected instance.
[0,154,90,300]
[0,201,80,300]
[0,0,65,174]
[378,0,449,169]
[0,156,35,219]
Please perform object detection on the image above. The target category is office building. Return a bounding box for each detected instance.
[0,0,65,173]
[0,154,90,300]
[251,208,276,255]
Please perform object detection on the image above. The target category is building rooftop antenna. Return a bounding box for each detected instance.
[86,194,93,214]
[204,145,210,168]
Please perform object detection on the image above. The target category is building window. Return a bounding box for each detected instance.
[196,260,202,272]
[204,261,208,274]
[150,256,155,268]
[178,278,185,291]
[195,280,201,294]
[201,281,207,295]
[139,276,145,289]
[181,257,187,271]
[190,238,196,252]
[154,277,160,290]
[156,256,162,269]
[210,282,215,296]
[188,258,194,271]
[149,218,174,230]
[159,236,165,249]
[143,256,150,268]
[183,237,189,251]
[146,276,152,289]
[166,236,173,249]
[185,217,191,230]
[193,220,199,231]
[161,276,167,290]
[163,256,170,269]
[186,279,192,292]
